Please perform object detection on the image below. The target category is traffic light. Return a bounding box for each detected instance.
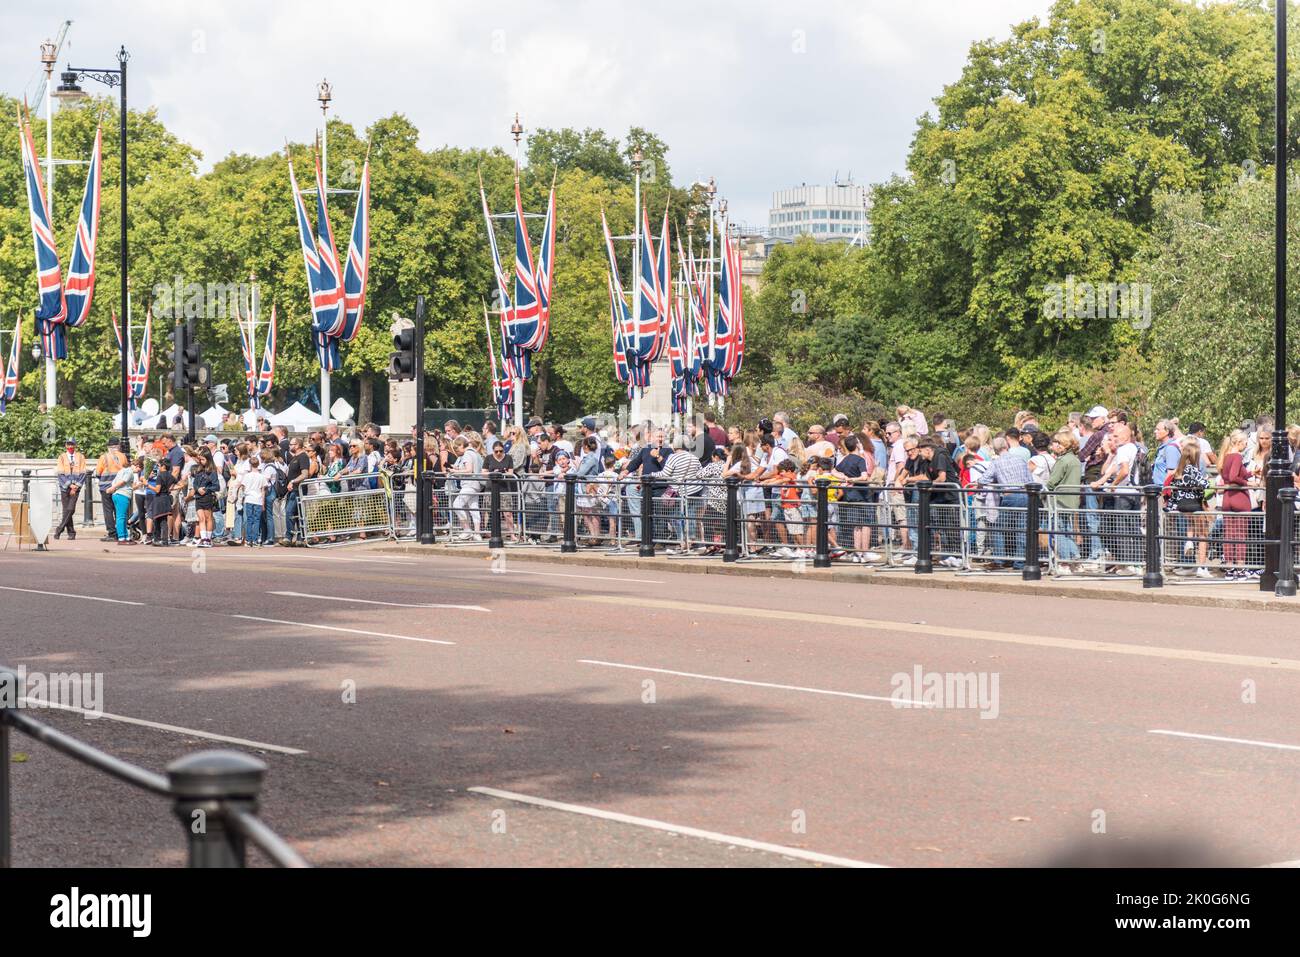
[389,326,416,380]
[171,320,211,392]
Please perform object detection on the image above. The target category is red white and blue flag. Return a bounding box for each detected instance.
[339,158,370,344]
[289,155,342,371]
[630,205,662,364]
[508,178,541,350]
[528,177,556,352]
[256,304,277,398]
[111,308,152,410]
[19,105,67,358]
[63,124,102,331]
[1,317,21,414]
[484,301,514,422]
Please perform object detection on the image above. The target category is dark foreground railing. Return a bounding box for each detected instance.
[0,667,308,868]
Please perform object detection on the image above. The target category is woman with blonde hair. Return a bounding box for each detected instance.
[1219,429,1253,579]
[785,434,807,469]
[1165,438,1212,578]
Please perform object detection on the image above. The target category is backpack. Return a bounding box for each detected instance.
[1134,447,1155,488]
[274,464,290,497]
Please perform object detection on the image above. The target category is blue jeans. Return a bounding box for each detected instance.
[1082,489,1105,559]
[285,490,300,540]
[1051,509,1080,561]
[243,503,264,545]
[263,487,278,543]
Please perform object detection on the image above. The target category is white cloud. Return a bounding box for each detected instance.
[2,0,1053,224]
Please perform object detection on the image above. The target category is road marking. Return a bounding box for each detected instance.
[231,615,456,646]
[467,786,885,868]
[268,590,488,612]
[309,555,421,566]
[1149,729,1300,753]
[578,659,930,706]
[577,595,1300,672]
[488,568,666,585]
[0,585,143,606]
[17,698,306,754]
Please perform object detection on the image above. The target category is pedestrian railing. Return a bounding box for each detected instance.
[282,469,1300,591]
[0,666,308,868]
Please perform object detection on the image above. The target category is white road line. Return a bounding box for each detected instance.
[231,615,456,646]
[0,585,143,606]
[489,568,665,585]
[309,556,421,566]
[17,698,306,754]
[268,590,488,612]
[468,786,885,868]
[578,659,930,707]
[1149,729,1300,753]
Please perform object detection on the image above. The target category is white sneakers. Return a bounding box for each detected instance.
[1195,566,1214,579]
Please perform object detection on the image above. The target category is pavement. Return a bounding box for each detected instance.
[3,533,1300,868]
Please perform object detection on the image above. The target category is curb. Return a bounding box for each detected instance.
[371,542,1300,615]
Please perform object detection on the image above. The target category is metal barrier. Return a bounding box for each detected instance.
[0,665,307,868]
[269,466,1300,592]
[297,471,396,546]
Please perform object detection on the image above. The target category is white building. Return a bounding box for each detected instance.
[768,184,869,241]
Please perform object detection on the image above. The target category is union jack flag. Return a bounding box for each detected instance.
[64,124,102,331]
[479,171,513,321]
[236,303,257,405]
[1,316,21,414]
[706,215,745,394]
[256,304,277,398]
[340,157,370,343]
[289,156,342,371]
[528,177,556,352]
[111,308,151,409]
[19,106,66,357]
[628,205,662,364]
[508,177,541,350]
[484,301,514,422]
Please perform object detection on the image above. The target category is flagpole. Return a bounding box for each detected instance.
[630,148,643,428]
[318,80,332,422]
[511,114,524,428]
[706,177,717,412]
[41,45,57,408]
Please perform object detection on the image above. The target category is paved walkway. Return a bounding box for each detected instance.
[375,542,1300,614]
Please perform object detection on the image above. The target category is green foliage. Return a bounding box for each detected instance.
[0,400,111,458]
[723,381,887,435]
[1139,179,1300,437]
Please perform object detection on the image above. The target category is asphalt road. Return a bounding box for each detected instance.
[2,539,1299,868]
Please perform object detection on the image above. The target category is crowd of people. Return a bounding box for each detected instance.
[46,403,1300,579]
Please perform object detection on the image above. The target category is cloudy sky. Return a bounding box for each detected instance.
[3,0,1053,224]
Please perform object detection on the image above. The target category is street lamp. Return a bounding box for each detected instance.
[56,46,130,450]
[1265,1,1296,595]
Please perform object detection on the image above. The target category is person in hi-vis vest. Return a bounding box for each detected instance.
[55,438,90,540]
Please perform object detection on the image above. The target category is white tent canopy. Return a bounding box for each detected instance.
[268,402,326,430]
[199,405,228,429]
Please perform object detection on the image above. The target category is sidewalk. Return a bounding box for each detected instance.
[374,542,1300,615]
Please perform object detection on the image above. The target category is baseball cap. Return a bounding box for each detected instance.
[64,437,77,446]
[831,414,849,426]
[1086,406,1109,419]
[106,437,120,447]
[204,433,218,443]
[525,416,542,429]
[581,416,596,430]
